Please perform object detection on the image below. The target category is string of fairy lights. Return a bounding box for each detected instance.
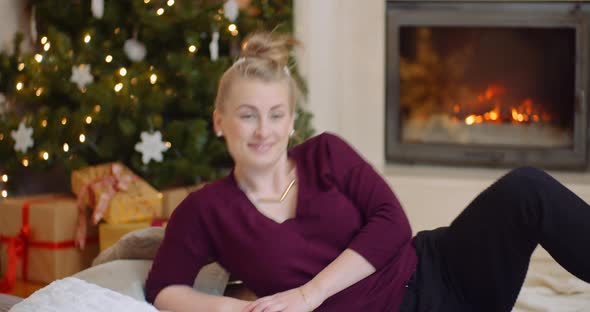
[0,0,242,199]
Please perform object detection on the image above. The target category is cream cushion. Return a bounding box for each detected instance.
[85,226,230,300]
[92,227,164,266]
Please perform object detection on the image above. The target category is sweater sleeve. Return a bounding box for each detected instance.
[144,192,214,304]
[319,133,413,270]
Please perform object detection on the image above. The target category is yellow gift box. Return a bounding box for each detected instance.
[161,184,204,218]
[98,222,165,251]
[71,162,163,224]
[0,194,99,285]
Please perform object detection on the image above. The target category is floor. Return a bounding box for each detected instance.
[7,280,45,298]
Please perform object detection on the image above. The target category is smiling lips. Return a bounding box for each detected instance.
[249,142,273,153]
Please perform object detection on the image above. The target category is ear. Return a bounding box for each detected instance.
[213,109,222,134]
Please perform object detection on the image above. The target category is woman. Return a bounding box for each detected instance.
[145,32,590,312]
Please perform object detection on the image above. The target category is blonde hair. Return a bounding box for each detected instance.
[214,32,300,113]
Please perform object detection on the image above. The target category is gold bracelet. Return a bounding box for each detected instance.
[298,287,313,312]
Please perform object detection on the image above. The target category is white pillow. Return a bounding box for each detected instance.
[73,259,230,301]
[9,277,158,312]
[74,260,152,301]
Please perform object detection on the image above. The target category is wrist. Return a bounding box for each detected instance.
[218,297,248,312]
[300,282,326,311]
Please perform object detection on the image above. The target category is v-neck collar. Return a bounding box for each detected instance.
[226,151,303,225]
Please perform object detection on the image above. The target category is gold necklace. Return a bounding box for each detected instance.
[256,178,297,203]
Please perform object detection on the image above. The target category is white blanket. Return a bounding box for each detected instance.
[514,250,590,312]
[9,277,159,312]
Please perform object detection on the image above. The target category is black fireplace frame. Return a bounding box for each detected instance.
[385,1,589,170]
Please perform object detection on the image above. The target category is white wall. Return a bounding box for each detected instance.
[295,0,385,169]
[295,0,590,233]
[0,1,29,53]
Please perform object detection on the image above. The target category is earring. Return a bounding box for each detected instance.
[216,131,223,137]
[289,129,295,137]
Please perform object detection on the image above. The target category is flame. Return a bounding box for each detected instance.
[477,85,505,103]
[464,105,500,125]
[508,98,551,124]
[459,85,551,125]
[486,109,499,121]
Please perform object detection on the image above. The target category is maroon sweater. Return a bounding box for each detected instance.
[145,132,417,311]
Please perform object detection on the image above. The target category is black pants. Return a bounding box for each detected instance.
[400,167,590,312]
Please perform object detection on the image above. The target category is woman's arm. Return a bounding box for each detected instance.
[242,249,375,312]
[324,133,413,270]
[300,248,375,309]
[154,285,250,312]
[146,191,237,310]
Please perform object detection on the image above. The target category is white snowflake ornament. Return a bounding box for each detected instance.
[70,64,94,90]
[124,38,147,62]
[134,131,169,164]
[91,0,104,19]
[209,31,220,62]
[11,121,34,153]
[223,0,239,22]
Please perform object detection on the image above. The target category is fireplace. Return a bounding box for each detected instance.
[386,2,589,169]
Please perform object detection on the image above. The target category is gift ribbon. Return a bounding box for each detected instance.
[75,163,134,249]
[0,196,97,293]
[150,217,167,227]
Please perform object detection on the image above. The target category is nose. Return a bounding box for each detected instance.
[255,119,270,138]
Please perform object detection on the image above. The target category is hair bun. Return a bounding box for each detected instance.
[215,32,302,112]
[241,32,297,68]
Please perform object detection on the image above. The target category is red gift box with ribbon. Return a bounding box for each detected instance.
[0,194,99,292]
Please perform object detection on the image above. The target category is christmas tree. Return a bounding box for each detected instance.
[0,0,313,196]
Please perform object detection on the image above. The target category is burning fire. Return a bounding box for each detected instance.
[455,85,551,125]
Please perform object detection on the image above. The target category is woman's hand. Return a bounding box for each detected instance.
[240,286,320,312]
[222,298,254,312]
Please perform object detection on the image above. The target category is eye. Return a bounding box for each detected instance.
[270,112,285,119]
[240,113,255,120]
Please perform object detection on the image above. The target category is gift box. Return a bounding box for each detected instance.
[0,194,99,288]
[71,162,163,225]
[161,184,204,218]
[98,221,166,252]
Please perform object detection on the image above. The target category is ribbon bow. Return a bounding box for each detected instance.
[0,203,33,293]
[75,163,134,249]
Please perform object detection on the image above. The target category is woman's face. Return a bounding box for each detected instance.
[214,77,294,170]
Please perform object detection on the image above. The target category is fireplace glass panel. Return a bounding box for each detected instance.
[399,26,576,148]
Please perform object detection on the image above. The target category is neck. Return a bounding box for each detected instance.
[234,155,295,195]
